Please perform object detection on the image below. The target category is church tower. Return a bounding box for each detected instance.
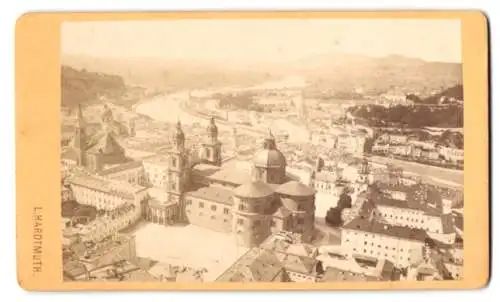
[166,120,188,205]
[70,104,87,166]
[200,116,222,166]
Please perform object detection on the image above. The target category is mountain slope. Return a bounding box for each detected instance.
[285,52,462,94]
[61,66,127,107]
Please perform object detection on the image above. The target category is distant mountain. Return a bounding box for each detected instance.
[61,55,276,91]
[278,52,462,94]
[62,53,463,101]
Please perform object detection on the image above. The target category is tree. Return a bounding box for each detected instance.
[363,137,375,153]
[325,207,343,227]
[338,190,352,210]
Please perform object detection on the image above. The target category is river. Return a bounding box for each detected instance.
[134,79,463,188]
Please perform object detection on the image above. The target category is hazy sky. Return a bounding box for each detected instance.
[61,19,462,63]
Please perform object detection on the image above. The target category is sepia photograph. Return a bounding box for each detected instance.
[59,19,465,283]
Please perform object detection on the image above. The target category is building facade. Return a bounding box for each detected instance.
[62,109,317,248]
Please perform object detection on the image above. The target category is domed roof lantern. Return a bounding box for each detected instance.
[263,129,277,150]
[207,115,218,138]
[253,129,286,169]
[173,118,185,147]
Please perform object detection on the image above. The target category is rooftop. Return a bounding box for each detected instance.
[320,267,380,282]
[192,161,252,187]
[97,160,144,176]
[373,183,443,216]
[215,248,286,282]
[275,180,316,197]
[233,180,275,199]
[68,175,147,199]
[343,218,427,243]
[185,186,234,206]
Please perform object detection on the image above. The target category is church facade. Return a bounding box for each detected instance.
[63,105,317,247]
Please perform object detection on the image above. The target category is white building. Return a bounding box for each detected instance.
[370,183,457,245]
[335,134,366,156]
[438,146,464,163]
[341,218,426,268]
[68,174,148,213]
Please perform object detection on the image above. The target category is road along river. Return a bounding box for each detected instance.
[135,91,463,189]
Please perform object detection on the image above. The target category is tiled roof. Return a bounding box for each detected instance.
[274,252,318,275]
[273,206,291,218]
[191,163,221,177]
[275,180,316,197]
[216,248,285,282]
[61,148,78,162]
[320,267,380,282]
[452,212,463,232]
[233,180,274,199]
[142,154,171,166]
[97,160,144,176]
[441,213,456,234]
[373,183,443,216]
[185,186,234,205]
[68,175,147,199]
[314,172,338,183]
[63,260,88,279]
[285,243,318,258]
[208,165,252,186]
[86,131,125,155]
[343,218,427,243]
[121,269,159,281]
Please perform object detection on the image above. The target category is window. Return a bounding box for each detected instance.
[238,204,245,211]
[254,220,261,227]
[211,215,216,220]
[199,202,204,208]
[186,200,192,205]
[237,219,244,225]
[211,205,217,211]
[270,220,276,227]
[171,157,177,167]
[224,208,229,215]
[297,218,304,224]
[364,241,367,245]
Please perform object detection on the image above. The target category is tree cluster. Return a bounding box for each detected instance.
[325,190,352,227]
[61,66,127,107]
[215,91,257,110]
[348,104,463,128]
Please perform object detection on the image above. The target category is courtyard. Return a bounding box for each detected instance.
[127,222,249,281]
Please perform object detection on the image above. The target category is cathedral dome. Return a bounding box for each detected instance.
[253,131,286,169]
